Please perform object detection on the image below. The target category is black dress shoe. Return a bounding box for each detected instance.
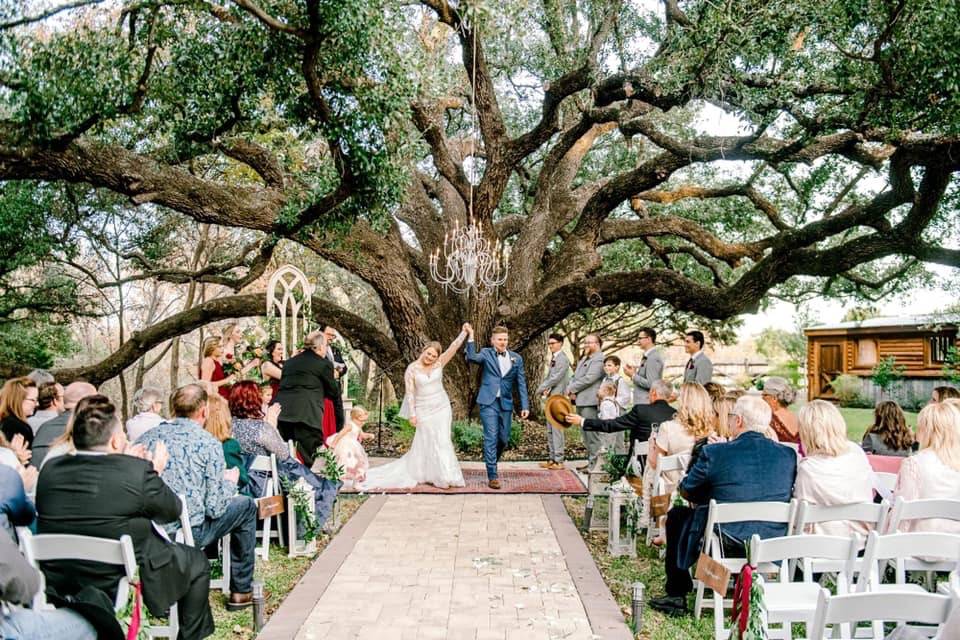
[648,595,688,616]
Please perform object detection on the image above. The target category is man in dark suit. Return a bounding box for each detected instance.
[648,394,797,615]
[32,381,97,467]
[565,379,676,459]
[36,394,215,639]
[276,331,343,465]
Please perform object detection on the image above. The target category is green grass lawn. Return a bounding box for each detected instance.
[203,495,367,640]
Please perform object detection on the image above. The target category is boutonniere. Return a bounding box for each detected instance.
[510,356,518,365]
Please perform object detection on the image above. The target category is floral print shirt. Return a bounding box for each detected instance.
[135,417,235,528]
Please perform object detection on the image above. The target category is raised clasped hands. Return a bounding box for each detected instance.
[9,434,31,465]
[265,403,282,427]
[462,322,474,338]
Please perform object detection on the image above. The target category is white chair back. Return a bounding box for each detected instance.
[810,589,954,639]
[250,453,284,559]
[19,530,136,612]
[749,533,859,585]
[887,497,960,533]
[794,500,890,536]
[174,494,194,546]
[873,472,897,500]
[858,531,960,591]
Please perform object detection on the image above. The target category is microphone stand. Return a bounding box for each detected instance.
[370,358,403,456]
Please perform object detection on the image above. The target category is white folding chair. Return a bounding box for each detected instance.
[628,440,649,476]
[873,472,898,500]
[174,494,230,594]
[857,531,960,594]
[20,530,179,639]
[793,501,889,575]
[810,589,955,640]
[644,452,690,546]
[250,453,283,560]
[749,533,859,639]
[887,498,960,534]
[693,499,798,640]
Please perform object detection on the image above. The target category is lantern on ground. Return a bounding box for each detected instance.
[607,479,639,558]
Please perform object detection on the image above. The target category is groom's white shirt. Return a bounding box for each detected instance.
[496,350,511,396]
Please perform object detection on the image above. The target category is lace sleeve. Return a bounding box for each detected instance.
[398,362,418,420]
[438,331,468,367]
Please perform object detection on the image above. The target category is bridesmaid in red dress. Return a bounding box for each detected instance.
[200,337,235,399]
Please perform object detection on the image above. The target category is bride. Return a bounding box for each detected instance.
[358,324,470,490]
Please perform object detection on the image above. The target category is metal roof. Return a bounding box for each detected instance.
[805,314,960,332]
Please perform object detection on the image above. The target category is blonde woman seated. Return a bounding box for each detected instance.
[643,382,715,544]
[893,400,960,534]
[793,400,874,536]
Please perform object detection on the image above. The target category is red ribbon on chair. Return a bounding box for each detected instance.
[729,563,753,634]
[126,582,142,640]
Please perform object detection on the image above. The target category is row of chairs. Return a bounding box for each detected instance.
[694,497,960,639]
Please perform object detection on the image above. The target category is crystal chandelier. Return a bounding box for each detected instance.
[429,218,507,295]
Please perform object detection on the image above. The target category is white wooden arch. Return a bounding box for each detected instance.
[266,265,315,359]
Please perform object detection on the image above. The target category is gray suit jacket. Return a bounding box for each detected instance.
[537,350,571,396]
[632,348,664,404]
[683,353,713,385]
[566,351,605,407]
[33,410,71,468]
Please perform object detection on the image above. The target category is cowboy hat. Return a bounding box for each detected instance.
[544,394,575,431]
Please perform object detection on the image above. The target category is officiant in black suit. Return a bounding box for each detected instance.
[565,379,676,460]
[276,331,343,465]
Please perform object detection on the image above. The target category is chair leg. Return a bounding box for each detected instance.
[260,514,271,561]
[713,592,726,640]
[693,580,705,619]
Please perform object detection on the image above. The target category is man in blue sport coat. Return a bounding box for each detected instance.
[649,395,797,615]
[465,324,530,489]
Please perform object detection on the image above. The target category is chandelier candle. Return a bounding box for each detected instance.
[430,219,507,295]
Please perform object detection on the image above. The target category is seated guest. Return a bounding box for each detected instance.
[862,400,915,456]
[0,464,36,540]
[647,382,715,489]
[0,530,96,640]
[931,386,960,404]
[794,400,874,536]
[566,379,677,457]
[33,381,97,468]
[27,382,63,434]
[36,395,215,639]
[894,401,960,534]
[0,377,37,449]
[126,387,165,442]
[204,394,249,494]
[230,381,340,524]
[136,384,257,610]
[649,395,797,616]
[703,381,725,403]
[761,376,799,445]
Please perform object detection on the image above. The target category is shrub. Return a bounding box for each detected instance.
[451,419,524,455]
[452,420,484,454]
[870,356,905,398]
[829,374,862,406]
[383,403,401,425]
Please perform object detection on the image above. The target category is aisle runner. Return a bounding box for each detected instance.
[342,468,586,495]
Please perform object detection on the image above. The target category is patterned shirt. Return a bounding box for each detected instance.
[135,417,235,528]
[232,418,290,461]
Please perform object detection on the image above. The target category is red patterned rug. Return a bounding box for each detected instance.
[342,468,586,495]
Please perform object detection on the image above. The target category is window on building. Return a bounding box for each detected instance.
[930,334,954,364]
[855,339,878,367]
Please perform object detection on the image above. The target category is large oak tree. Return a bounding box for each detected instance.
[1,0,959,413]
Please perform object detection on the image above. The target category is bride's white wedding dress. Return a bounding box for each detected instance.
[359,338,466,490]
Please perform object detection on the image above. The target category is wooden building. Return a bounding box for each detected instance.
[805,315,959,402]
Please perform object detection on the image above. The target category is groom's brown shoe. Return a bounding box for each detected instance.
[488,479,501,490]
[538,461,553,469]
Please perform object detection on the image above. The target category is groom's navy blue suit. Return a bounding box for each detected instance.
[466,340,529,480]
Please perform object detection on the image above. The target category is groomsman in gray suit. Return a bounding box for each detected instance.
[566,334,610,470]
[624,327,664,405]
[536,333,571,470]
[683,330,713,384]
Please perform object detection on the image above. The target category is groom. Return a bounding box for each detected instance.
[465,324,529,489]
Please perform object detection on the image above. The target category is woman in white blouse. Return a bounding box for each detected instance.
[793,400,874,536]
[893,400,960,534]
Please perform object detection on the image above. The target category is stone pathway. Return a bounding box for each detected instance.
[292,494,607,640]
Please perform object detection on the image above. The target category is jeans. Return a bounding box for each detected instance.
[191,495,257,594]
[0,607,96,640]
[479,404,512,480]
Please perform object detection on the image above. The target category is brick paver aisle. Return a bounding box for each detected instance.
[295,495,599,640]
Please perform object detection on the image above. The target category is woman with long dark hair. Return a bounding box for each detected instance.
[260,340,284,402]
[862,401,915,457]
